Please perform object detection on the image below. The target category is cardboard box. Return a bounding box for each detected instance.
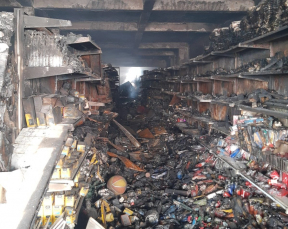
[80,186,89,197]
[61,167,71,179]
[43,205,53,216]
[77,142,86,153]
[71,140,77,150]
[23,97,37,127]
[43,193,54,206]
[63,104,83,119]
[65,195,75,207]
[54,193,65,206]
[61,146,70,156]
[74,172,80,183]
[46,107,62,126]
[52,168,61,179]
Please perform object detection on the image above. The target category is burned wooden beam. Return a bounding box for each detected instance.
[134,0,156,49]
[60,22,217,32]
[33,0,254,11]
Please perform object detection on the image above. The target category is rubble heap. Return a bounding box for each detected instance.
[69,95,288,228]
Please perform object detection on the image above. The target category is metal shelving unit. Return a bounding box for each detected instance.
[67,36,102,56]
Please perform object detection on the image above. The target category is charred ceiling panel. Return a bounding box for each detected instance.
[153,0,254,11]
[61,22,138,31]
[33,0,143,10]
[149,11,246,23]
[0,0,21,7]
[145,22,216,32]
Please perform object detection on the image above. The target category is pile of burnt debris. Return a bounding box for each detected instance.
[64,90,288,229]
[205,0,288,53]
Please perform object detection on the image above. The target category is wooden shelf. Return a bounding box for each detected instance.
[185,25,288,67]
[191,95,212,102]
[24,66,101,80]
[241,70,288,76]
[211,100,235,106]
[67,36,102,55]
[241,25,288,45]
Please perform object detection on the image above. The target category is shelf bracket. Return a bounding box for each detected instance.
[239,43,270,49]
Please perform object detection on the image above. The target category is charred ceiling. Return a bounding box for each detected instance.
[0,0,255,67]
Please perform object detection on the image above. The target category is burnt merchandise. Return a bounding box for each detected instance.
[206,0,288,53]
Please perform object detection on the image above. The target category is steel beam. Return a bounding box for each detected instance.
[61,22,138,31]
[153,0,254,11]
[33,0,254,11]
[33,0,143,10]
[145,22,216,32]
[61,22,216,32]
